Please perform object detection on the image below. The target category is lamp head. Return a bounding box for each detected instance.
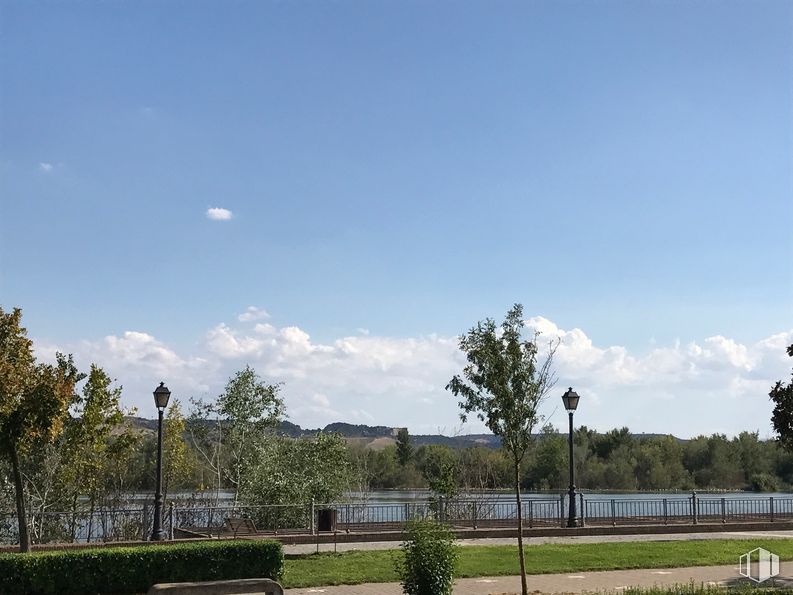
[561,387,580,412]
[153,382,171,410]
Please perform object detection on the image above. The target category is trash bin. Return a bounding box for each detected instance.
[317,508,337,532]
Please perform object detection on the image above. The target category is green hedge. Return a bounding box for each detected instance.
[0,539,283,595]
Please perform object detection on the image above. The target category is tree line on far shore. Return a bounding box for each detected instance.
[365,425,792,495]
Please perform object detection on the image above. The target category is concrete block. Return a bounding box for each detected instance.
[148,578,284,594]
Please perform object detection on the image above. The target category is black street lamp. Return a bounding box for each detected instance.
[561,387,580,528]
[151,382,171,541]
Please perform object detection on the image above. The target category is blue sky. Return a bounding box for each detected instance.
[1,1,792,436]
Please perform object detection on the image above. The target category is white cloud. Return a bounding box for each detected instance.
[35,331,214,416]
[238,306,270,322]
[39,162,53,173]
[33,314,793,438]
[205,323,269,358]
[206,207,233,221]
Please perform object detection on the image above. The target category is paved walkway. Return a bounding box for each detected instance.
[284,529,793,555]
[285,561,793,594]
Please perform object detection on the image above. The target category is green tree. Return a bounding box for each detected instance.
[62,365,133,540]
[530,424,567,490]
[416,444,458,499]
[603,444,637,490]
[240,432,354,529]
[446,304,556,595]
[367,446,401,489]
[396,428,413,466]
[0,307,82,552]
[217,366,284,502]
[458,447,510,491]
[162,399,193,501]
[188,366,284,503]
[592,427,633,459]
[771,345,793,450]
[735,431,773,485]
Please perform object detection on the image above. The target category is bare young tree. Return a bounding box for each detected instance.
[447,303,557,595]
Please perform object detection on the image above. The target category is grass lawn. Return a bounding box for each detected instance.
[282,538,793,589]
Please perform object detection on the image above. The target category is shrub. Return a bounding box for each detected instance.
[0,539,283,595]
[396,519,457,595]
[749,472,780,492]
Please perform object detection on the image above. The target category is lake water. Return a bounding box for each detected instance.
[104,488,793,509]
[348,489,792,503]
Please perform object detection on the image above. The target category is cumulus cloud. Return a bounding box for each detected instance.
[35,331,215,416]
[206,207,233,221]
[33,314,793,438]
[238,306,270,322]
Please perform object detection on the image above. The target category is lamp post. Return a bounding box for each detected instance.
[151,382,171,541]
[561,387,580,528]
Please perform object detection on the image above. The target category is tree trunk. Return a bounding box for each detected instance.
[70,493,78,541]
[10,442,31,553]
[514,457,527,595]
[87,494,95,543]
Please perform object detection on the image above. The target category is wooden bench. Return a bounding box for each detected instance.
[224,517,258,537]
[148,578,283,594]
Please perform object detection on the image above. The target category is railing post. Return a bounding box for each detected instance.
[663,499,668,525]
[142,504,149,541]
[611,499,616,527]
[346,504,351,534]
[560,493,565,528]
[721,497,726,524]
[404,502,409,525]
[168,502,174,540]
[310,498,315,535]
[528,499,533,529]
[770,497,775,523]
[579,493,585,527]
[472,501,478,530]
[692,492,698,525]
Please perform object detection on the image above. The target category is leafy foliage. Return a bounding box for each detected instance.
[0,307,83,551]
[0,539,283,595]
[396,428,413,466]
[187,365,284,502]
[417,445,458,499]
[446,304,557,461]
[396,519,458,595]
[61,366,137,511]
[770,344,793,450]
[239,432,355,528]
[162,399,193,500]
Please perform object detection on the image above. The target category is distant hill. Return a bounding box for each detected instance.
[123,417,682,448]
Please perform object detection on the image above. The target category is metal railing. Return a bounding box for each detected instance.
[329,497,563,532]
[582,494,793,527]
[3,493,793,546]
